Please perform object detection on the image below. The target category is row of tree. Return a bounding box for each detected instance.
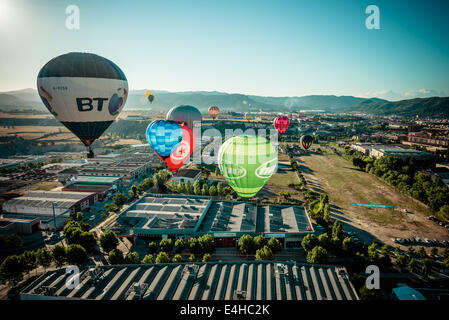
[344,149,449,219]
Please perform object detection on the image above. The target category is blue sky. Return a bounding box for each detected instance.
[1,0,448,100]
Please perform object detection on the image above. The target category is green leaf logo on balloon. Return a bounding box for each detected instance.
[218,135,278,198]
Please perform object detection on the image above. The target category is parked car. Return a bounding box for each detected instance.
[416,238,423,243]
[89,215,96,221]
[425,238,432,245]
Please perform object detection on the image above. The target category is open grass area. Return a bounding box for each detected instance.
[297,148,449,245]
[266,168,299,186]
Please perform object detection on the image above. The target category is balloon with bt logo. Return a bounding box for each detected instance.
[37,52,128,158]
[218,135,278,198]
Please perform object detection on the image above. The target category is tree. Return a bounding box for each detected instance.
[175,238,187,253]
[267,238,282,253]
[76,211,84,221]
[148,241,157,254]
[185,180,192,194]
[331,221,343,240]
[199,234,214,253]
[201,184,209,196]
[407,246,416,258]
[66,244,87,265]
[36,248,53,271]
[159,238,174,252]
[359,285,381,301]
[408,258,418,272]
[141,254,154,264]
[217,182,224,196]
[0,255,23,281]
[170,180,177,193]
[238,235,256,256]
[367,243,378,262]
[254,235,268,250]
[430,247,438,256]
[108,249,124,265]
[126,252,140,264]
[188,254,196,262]
[342,237,355,254]
[318,233,331,249]
[307,246,328,264]
[188,237,201,254]
[301,234,318,252]
[177,181,185,194]
[202,253,211,262]
[99,230,119,253]
[172,254,183,263]
[394,255,406,270]
[417,247,426,259]
[112,192,128,207]
[52,245,67,268]
[21,251,37,274]
[255,246,274,261]
[78,231,97,252]
[209,185,217,196]
[155,252,170,264]
[193,181,201,195]
[421,258,431,274]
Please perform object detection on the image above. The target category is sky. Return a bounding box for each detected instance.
[0,0,449,100]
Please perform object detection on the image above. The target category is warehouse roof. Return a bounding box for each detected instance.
[175,169,201,179]
[3,191,95,209]
[70,175,122,184]
[20,261,359,300]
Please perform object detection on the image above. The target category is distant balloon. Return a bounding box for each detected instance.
[146,120,183,159]
[145,91,154,103]
[37,52,128,158]
[273,116,290,135]
[208,106,219,120]
[243,100,247,105]
[165,125,195,173]
[300,135,313,150]
[218,135,278,198]
[166,105,202,130]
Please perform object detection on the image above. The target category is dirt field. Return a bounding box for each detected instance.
[109,139,143,146]
[0,125,69,139]
[0,112,52,119]
[298,147,449,248]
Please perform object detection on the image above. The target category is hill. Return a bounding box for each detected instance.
[0,88,388,113]
[354,97,449,118]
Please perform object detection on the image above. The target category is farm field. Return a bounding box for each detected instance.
[297,147,449,247]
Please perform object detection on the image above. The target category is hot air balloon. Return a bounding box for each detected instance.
[37,52,128,158]
[273,116,290,135]
[146,120,183,159]
[218,135,278,198]
[208,106,219,120]
[244,112,253,121]
[166,105,202,130]
[165,125,195,172]
[300,134,313,150]
[145,91,154,103]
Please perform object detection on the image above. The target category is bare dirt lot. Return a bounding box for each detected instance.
[298,147,449,248]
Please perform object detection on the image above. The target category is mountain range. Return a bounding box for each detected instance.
[0,88,447,118]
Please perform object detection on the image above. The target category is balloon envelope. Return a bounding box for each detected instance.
[165,125,195,172]
[208,106,219,119]
[166,105,202,130]
[300,135,313,150]
[274,116,290,134]
[146,120,183,159]
[37,52,128,156]
[218,135,278,198]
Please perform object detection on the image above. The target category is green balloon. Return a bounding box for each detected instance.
[218,135,278,198]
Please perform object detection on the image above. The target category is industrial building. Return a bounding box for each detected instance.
[351,143,436,161]
[115,194,314,248]
[62,175,123,200]
[2,191,97,217]
[0,216,40,235]
[20,261,359,300]
[170,169,201,186]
